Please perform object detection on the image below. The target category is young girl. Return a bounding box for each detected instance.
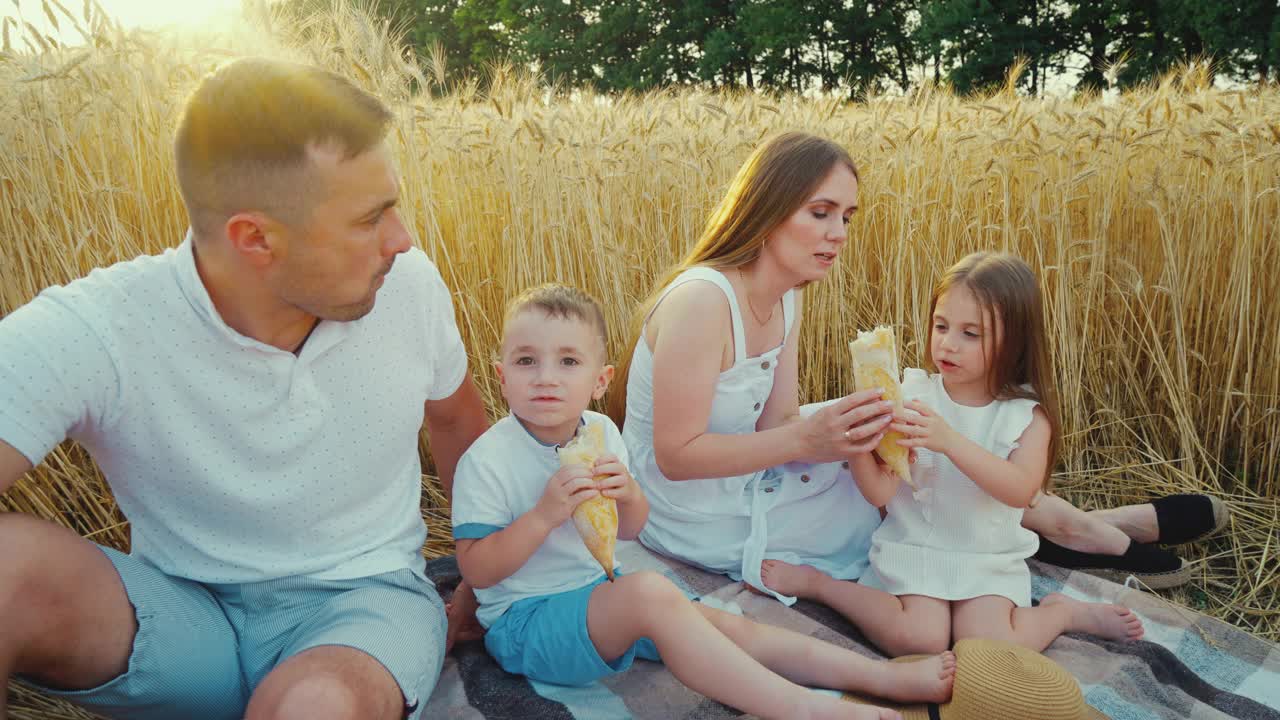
[758,252,1145,656]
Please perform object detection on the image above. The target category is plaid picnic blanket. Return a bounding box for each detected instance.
[424,541,1280,720]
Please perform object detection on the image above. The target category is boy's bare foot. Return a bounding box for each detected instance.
[1041,592,1144,642]
[865,650,955,704]
[803,693,901,720]
[759,559,823,598]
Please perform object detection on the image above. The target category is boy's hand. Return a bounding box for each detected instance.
[592,454,641,504]
[891,400,957,455]
[533,464,599,528]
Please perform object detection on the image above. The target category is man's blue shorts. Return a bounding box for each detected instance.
[484,573,662,687]
[16,546,446,720]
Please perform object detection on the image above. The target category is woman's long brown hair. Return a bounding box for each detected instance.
[606,131,858,426]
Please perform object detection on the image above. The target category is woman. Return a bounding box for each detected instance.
[608,131,1221,603]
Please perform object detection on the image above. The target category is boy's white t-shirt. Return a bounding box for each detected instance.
[452,410,626,629]
[0,233,468,583]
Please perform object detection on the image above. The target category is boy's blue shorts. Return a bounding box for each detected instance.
[484,573,662,686]
[15,545,446,720]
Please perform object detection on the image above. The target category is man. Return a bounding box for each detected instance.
[0,58,488,720]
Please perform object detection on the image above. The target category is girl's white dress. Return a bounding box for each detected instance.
[860,369,1041,606]
[622,267,882,605]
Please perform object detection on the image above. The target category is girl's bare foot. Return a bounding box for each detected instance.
[857,650,955,704]
[1041,592,1144,642]
[1090,504,1159,544]
[803,693,901,720]
[759,559,824,598]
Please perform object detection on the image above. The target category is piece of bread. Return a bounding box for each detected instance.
[557,421,618,580]
[848,326,914,488]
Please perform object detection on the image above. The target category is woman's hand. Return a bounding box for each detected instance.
[798,389,894,462]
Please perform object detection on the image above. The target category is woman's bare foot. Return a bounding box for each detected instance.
[1041,592,1144,642]
[864,651,955,704]
[802,693,901,720]
[1090,504,1159,544]
[759,559,824,598]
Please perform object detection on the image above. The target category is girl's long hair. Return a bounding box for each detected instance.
[606,132,858,426]
[928,252,1061,491]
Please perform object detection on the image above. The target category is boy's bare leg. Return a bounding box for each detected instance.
[0,514,138,715]
[693,604,954,704]
[951,594,1144,652]
[1021,493,1133,554]
[587,571,901,720]
[758,561,951,657]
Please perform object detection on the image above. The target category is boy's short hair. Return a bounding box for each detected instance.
[503,284,608,354]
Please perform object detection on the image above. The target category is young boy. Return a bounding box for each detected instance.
[451,283,956,720]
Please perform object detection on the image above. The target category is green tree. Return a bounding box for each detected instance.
[737,0,815,92]
[689,0,755,88]
[1103,0,1205,87]
[496,0,596,87]
[918,0,1067,95]
[834,0,919,95]
[1180,0,1279,83]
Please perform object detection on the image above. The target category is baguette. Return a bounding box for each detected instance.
[848,326,914,488]
[557,422,618,580]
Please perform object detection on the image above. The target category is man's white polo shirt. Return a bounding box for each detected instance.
[0,233,467,583]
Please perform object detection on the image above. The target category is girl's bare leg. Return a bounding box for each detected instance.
[587,572,900,720]
[951,594,1144,652]
[758,561,951,657]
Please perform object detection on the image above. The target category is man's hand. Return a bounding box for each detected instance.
[444,581,484,654]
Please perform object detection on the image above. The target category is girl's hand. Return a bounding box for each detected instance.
[800,389,894,462]
[533,464,599,528]
[891,400,958,454]
[593,454,642,505]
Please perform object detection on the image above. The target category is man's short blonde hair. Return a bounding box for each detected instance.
[174,58,393,238]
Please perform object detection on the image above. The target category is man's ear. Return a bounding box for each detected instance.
[225,212,282,268]
[592,364,615,400]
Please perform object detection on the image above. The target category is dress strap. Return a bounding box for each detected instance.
[780,288,796,343]
[647,266,748,365]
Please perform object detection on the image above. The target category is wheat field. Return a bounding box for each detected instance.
[2,2,1278,717]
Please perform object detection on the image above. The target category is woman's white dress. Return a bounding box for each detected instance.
[622,267,882,604]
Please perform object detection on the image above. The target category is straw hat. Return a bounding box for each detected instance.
[844,638,1108,720]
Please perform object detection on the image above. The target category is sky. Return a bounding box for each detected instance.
[2,0,247,43]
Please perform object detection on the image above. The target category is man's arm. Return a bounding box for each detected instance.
[0,438,34,496]
[423,374,489,501]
